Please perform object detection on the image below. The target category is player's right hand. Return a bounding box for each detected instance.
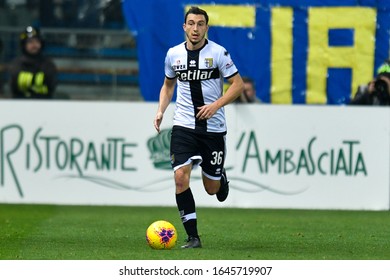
[154,112,163,134]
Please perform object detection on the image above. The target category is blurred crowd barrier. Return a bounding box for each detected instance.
[0,27,142,101]
[0,0,142,101]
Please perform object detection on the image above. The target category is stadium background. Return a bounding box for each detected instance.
[0,0,389,103]
[0,1,390,211]
[123,0,390,104]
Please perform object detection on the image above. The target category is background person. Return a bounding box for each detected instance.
[349,60,390,106]
[8,26,57,99]
[234,76,261,103]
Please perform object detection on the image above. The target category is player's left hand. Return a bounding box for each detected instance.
[196,104,218,120]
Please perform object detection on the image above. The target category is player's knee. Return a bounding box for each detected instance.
[175,169,190,193]
[175,179,188,192]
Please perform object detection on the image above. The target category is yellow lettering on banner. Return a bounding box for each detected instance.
[271,7,293,104]
[306,7,376,104]
[185,5,256,28]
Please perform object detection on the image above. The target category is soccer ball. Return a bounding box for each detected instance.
[146,220,177,249]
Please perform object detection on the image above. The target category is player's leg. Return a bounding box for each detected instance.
[174,164,196,235]
[217,167,229,202]
[202,168,229,202]
[171,126,202,248]
[199,134,229,202]
[174,164,202,248]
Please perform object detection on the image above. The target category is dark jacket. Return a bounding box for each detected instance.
[349,84,390,106]
[8,54,57,99]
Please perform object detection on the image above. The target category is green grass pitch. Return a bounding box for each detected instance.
[0,204,389,260]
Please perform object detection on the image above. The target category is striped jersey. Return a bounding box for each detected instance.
[164,39,239,134]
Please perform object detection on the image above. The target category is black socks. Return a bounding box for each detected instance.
[176,188,199,238]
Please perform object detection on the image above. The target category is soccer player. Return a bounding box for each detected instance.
[153,6,244,249]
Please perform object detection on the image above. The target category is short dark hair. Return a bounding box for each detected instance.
[184,6,209,24]
[242,77,255,85]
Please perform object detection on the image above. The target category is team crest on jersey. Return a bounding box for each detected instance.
[204,58,213,68]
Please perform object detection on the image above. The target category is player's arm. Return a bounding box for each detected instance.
[221,73,245,105]
[196,73,244,120]
[154,77,177,133]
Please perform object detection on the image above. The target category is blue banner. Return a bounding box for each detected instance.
[122,0,390,104]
